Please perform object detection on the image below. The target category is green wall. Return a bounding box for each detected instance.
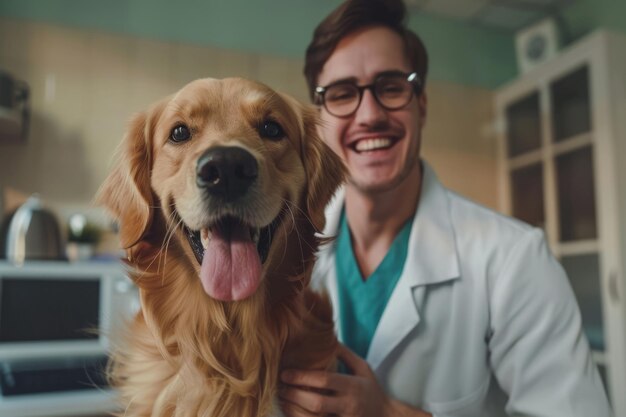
[408,12,515,90]
[563,0,626,41]
[0,0,626,89]
[0,0,516,89]
[2,0,622,89]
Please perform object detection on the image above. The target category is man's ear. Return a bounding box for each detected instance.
[96,99,168,249]
[300,105,346,233]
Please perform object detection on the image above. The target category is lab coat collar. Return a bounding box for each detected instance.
[400,161,461,288]
[316,161,461,369]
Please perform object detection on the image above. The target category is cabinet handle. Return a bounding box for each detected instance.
[608,271,620,304]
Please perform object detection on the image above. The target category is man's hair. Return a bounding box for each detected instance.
[304,0,428,101]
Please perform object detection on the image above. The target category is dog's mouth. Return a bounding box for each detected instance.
[182,214,283,302]
[184,216,281,266]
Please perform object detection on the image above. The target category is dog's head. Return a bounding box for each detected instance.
[98,78,344,302]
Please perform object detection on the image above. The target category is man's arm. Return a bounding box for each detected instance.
[488,229,611,416]
[280,344,432,417]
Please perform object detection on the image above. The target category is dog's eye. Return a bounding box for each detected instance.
[259,120,284,140]
[170,125,191,143]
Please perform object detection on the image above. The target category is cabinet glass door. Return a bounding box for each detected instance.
[560,253,604,351]
[511,163,545,229]
[555,146,597,241]
[505,91,541,157]
[551,65,591,142]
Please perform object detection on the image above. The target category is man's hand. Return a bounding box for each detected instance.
[279,344,431,417]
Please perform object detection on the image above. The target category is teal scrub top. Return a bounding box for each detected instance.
[336,209,414,359]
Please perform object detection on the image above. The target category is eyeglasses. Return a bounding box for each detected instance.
[314,71,423,118]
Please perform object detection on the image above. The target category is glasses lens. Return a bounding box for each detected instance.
[375,75,413,110]
[324,83,360,116]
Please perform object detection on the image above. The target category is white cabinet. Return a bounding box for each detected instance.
[495,30,626,415]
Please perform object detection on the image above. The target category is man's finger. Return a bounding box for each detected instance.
[281,369,344,390]
[280,399,318,417]
[279,386,341,414]
[337,343,371,376]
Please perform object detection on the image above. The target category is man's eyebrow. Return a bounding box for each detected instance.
[321,76,358,87]
[321,70,409,87]
[376,69,408,78]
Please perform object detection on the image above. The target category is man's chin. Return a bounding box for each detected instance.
[348,175,405,195]
[347,162,421,195]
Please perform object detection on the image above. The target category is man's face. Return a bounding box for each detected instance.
[316,25,427,194]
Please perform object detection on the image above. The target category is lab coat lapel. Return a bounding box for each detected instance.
[366,162,460,370]
[312,189,345,339]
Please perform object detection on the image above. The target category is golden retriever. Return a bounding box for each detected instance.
[97,77,345,417]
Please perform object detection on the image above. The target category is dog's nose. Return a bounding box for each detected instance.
[196,146,258,200]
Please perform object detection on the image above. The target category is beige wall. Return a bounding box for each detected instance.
[422,82,498,209]
[0,18,498,227]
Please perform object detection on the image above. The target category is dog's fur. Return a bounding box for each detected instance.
[97,78,345,417]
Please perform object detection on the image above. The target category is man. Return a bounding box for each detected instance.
[279,0,612,416]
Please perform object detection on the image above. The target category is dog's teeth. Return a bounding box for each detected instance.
[201,228,211,249]
[252,228,260,245]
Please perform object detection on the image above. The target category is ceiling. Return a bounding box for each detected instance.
[405,0,575,31]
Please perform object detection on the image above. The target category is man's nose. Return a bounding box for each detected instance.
[354,89,388,126]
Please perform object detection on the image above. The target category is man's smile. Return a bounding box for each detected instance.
[352,137,396,152]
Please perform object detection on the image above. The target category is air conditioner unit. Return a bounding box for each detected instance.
[515,18,561,74]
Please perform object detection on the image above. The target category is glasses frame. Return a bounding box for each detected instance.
[314,71,423,118]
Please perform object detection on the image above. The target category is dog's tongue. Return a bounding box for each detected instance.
[200,221,262,301]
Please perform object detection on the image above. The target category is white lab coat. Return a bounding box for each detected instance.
[312,162,611,417]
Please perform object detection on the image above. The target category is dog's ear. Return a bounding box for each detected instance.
[96,99,167,249]
[300,105,346,233]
